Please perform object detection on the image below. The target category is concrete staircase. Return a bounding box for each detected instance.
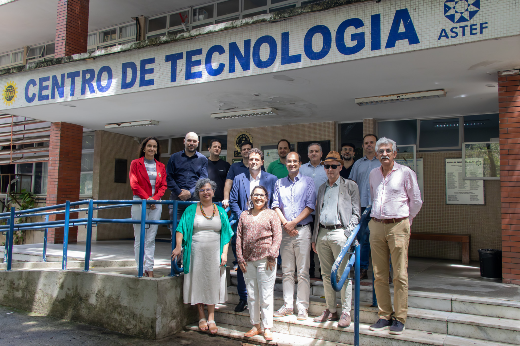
[187,275,520,346]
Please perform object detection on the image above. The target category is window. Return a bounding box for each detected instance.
[338,122,363,159]
[14,162,47,194]
[12,51,22,63]
[270,3,296,12]
[119,23,136,40]
[217,0,239,17]
[243,0,267,11]
[80,134,94,196]
[271,0,287,3]
[378,120,417,146]
[148,16,167,32]
[87,33,97,47]
[301,0,324,5]
[100,28,117,43]
[242,10,267,18]
[193,5,214,22]
[0,54,9,66]
[27,46,44,58]
[216,15,240,23]
[419,118,461,149]
[463,114,499,142]
[45,43,55,56]
[170,10,189,27]
[200,135,228,151]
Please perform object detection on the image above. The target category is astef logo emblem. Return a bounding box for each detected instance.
[2,81,17,106]
[444,0,480,24]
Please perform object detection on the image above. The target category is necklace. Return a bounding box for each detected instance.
[200,202,216,220]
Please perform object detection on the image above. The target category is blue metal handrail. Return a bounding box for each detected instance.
[330,206,371,346]
[1,199,233,278]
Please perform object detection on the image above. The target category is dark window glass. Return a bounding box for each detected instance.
[271,0,288,4]
[82,134,95,150]
[191,23,211,30]
[27,46,44,58]
[193,5,214,22]
[201,135,228,151]
[463,114,499,142]
[100,29,117,43]
[242,10,267,18]
[17,163,33,174]
[270,4,296,12]
[243,0,267,11]
[217,0,239,16]
[339,122,364,160]
[419,118,460,149]
[378,120,417,146]
[148,16,167,32]
[45,43,55,56]
[216,16,239,24]
[34,162,43,194]
[301,0,325,5]
[170,10,189,27]
[147,33,165,39]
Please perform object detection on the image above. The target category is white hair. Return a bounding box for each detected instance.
[375,137,397,152]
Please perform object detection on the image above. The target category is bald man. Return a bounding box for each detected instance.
[166,132,208,220]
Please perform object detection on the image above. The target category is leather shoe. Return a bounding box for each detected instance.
[313,309,339,322]
[235,299,247,312]
[360,268,368,280]
[338,312,351,328]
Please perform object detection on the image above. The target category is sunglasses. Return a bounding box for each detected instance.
[324,164,340,169]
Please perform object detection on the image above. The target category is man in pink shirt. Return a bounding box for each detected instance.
[368,137,422,335]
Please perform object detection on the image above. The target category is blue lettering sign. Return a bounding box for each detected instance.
[229,40,251,73]
[165,53,184,82]
[96,66,113,92]
[336,18,365,56]
[66,71,80,97]
[281,32,301,65]
[304,25,331,60]
[253,36,277,69]
[371,14,381,51]
[81,69,96,95]
[205,45,226,77]
[385,9,420,48]
[51,74,65,99]
[186,49,203,80]
[25,79,37,103]
[121,62,137,89]
[450,27,458,38]
[480,22,488,34]
[139,58,155,87]
[438,29,449,40]
[38,76,50,101]
[470,23,478,35]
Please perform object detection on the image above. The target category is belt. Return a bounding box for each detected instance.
[372,217,407,224]
[320,223,343,230]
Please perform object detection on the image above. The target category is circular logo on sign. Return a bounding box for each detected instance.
[2,81,17,106]
[234,132,253,157]
[444,0,480,24]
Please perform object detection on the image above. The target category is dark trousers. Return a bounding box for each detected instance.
[358,207,371,270]
[309,215,318,277]
[231,223,247,301]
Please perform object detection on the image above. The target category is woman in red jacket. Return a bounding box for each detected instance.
[129,137,167,277]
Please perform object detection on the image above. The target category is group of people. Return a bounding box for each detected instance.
[128,132,422,340]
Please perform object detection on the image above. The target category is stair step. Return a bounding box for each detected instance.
[186,322,353,346]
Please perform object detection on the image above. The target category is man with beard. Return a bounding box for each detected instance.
[222,141,253,208]
[340,143,356,179]
[368,137,422,335]
[267,139,290,179]
[166,132,208,220]
[207,139,230,202]
[349,134,380,280]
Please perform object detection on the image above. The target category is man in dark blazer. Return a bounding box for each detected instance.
[230,148,278,312]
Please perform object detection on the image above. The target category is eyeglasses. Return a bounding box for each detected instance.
[377,149,393,154]
[253,194,266,198]
[199,188,213,193]
[324,164,340,169]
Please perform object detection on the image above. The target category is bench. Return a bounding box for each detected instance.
[410,233,471,264]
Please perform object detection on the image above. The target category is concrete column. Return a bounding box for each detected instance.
[498,70,520,285]
[46,122,83,244]
[55,0,90,58]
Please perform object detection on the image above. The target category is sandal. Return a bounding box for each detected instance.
[198,318,208,331]
[264,329,273,341]
[207,320,218,334]
[143,270,149,277]
[244,327,262,338]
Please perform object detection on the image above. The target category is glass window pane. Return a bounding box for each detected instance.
[82,134,95,150]
[100,29,117,43]
[463,114,499,142]
[270,4,296,12]
[339,122,363,159]
[148,16,167,32]
[271,0,287,4]
[34,162,43,194]
[87,33,97,46]
[419,118,460,148]
[80,172,93,195]
[193,5,214,22]
[170,10,189,27]
[81,153,94,172]
[216,15,239,24]
[27,46,44,58]
[168,28,185,36]
[0,54,9,66]
[302,0,325,5]
[12,51,23,63]
[464,143,499,178]
[378,120,417,146]
[201,135,228,151]
[217,0,239,17]
[242,10,267,18]
[45,43,55,56]
[147,33,166,39]
[17,163,33,174]
[243,0,267,11]
[119,24,136,39]
[18,176,32,193]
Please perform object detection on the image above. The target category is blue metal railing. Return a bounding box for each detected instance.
[0,199,234,278]
[330,206,372,346]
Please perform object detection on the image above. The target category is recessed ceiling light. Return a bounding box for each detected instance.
[105,120,159,128]
[486,84,496,87]
[355,89,446,106]
[211,108,276,120]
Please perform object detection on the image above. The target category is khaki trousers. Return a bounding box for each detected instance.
[316,227,352,314]
[369,218,410,323]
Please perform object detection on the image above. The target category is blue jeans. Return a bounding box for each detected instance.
[231,223,247,301]
[357,207,371,270]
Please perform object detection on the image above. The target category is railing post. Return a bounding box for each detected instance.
[372,272,377,307]
[43,215,49,262]
[84,199,94,272]
[170,201,178,277]
[4,214,10,263]
[354,243,360,346]
[138,199,146,278]
[62,200,70,270]
[7,207,15,271]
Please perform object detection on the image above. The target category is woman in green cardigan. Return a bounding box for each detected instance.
[171,178,233,334]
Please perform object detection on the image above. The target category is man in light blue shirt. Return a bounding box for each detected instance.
[272,152,316,320]
[348,134,380,279]
[299,143,328,278]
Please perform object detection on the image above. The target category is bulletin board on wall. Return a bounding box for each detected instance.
[261,144,296,168]
[296,140,331,165]
[445,158,485,205]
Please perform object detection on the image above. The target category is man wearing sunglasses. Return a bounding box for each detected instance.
[311,151,360,328]
[368,137,422,335]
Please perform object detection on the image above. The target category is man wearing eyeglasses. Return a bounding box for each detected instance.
[272,152,316,321]
[349,134,380,279]
[368,137,422,335]
[229,148,278,313]
[310,151,360,328]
